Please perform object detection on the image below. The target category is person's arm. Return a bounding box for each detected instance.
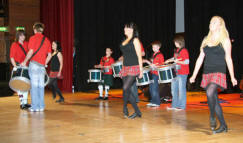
[133,38,143,78]
[57,52,63,77]
[164,57,175,64]
[21,49,34,66]
[175,50,190,65]
[189,50,205,83]
[118,56,124,61]
[10,58,17,67]
[45,53,52,66]
[223,38,237,86]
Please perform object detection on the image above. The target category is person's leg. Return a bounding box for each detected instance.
[28,62,39,111]
[38,66,46,110]
[48,78,56,99]
[52,78,64,102]
[177,75,188,109]
[171,77,179,108]
[131,82,139,102]
[150,74,160,106]
[17,91,24,109]
[123,76,141,116]
[104,85,110,99]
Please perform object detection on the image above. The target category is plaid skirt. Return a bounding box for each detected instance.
[49,71,63,79]
[119,65,140,77]
[201,72,227,89]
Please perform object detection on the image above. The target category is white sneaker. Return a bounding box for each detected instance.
[150,104,160,107]
[39,109,44,112]
[146,103,153,106]
[167,106,176,110]
[174,108,184,111]
[29,108,37,112]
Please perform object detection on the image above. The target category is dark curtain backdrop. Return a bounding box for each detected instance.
[74,0,175,91]
[185,0,243,91]
[40,0,74,92]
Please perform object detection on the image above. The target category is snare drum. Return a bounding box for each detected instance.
[111,61,123,77]
[157,65,176,83]
[87,69,103,83]
[9,66,49,92]
[136,67,153,86]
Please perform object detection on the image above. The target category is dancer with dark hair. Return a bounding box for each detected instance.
[120,22,143,119]
[190,16,237,134]
[48,41,64,103]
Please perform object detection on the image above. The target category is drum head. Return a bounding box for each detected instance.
[9,79,30,92]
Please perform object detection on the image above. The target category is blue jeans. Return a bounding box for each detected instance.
[171,75,188,109]
[149,74,160,105]
[29,62,46,110]
[131,82,139,102]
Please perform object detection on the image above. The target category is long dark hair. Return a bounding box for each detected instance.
[53,41,62,52]
[124,22,139,39]
[15,30,26,42]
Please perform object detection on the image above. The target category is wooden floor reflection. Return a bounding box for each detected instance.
[0,89,243,143]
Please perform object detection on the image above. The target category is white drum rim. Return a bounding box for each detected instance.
[87,79,102,82]
[88,69,102,72]
[136,81,151,86]
[157,66,175,71]
[158,79,173,83]
[111,61,123,66]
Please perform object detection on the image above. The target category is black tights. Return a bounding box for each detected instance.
[206,83,226,126]
[122,76,141,114]
[48,78,64,100]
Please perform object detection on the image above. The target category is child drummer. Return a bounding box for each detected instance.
[144,41,164,107]
[94,48,115,100]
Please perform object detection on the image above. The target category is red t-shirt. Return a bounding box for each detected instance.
[28,33,51,65]
[100,56,115,75]
[151,51,164,75]
[10,41,28,64]
[174,48,189,75]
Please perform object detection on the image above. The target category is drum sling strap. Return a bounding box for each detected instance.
[174,48,185,58]
[30,36,46,60]
[18,44,27,55]
[153,52,162,60]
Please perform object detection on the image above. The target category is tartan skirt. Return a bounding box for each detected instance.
[49,71,63,79]
[201,72,227,89]
[119,65,140,77]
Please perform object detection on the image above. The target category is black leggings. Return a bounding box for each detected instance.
[206,83,226,126]
[48,78,64,99]
[122,76,141,114]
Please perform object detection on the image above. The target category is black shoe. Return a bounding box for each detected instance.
[96,97,103,100]
[128,113,142,119]
[213,125,228,134]
[20,104,25,110]
[103,97,109,100]
[210,117,217,130]
[56,98,64,103]
[123,108,129,118]
[52,95,56,99]
[24,104,31,109]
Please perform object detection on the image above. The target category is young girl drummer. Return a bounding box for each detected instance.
[94,48,115,100]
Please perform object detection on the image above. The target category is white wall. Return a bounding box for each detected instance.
[176,0,184,33]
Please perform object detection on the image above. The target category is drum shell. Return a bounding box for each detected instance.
[157,65,176,83]
[111,61,123,77]
[87,69,103,83]
[136,68,152,86]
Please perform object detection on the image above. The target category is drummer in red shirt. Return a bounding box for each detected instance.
[94,48,115,100]
[10,30,31,109]
[165,34,189,111]
[144,41,164,107]
[21,22,52,112]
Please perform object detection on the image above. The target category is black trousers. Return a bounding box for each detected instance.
[48,78,64,99]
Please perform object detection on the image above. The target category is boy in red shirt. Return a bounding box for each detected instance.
[21,22,52,112]
[166,35,189,110]
[94,48,115,100]
[10,30,31,109]
[144,41,164,107]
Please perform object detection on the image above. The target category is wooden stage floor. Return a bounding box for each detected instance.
[1,89,243,143]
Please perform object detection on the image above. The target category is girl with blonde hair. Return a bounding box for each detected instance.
[190,16,237,134]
